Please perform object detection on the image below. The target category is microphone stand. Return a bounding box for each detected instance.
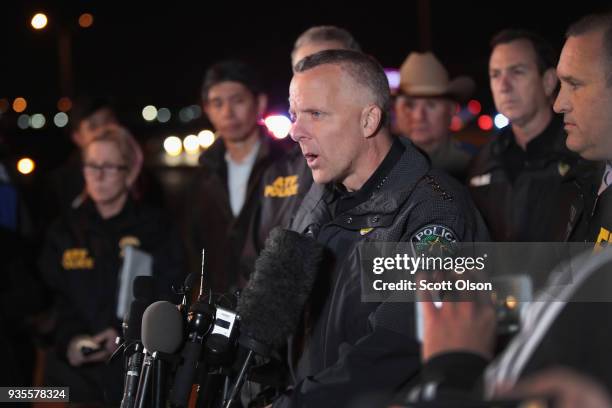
[223,350,254,408]
[135,350,182,408]
[223,337,270,408]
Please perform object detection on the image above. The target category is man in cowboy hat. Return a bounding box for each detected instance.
[395,51,475,180]
[468,29,593,242]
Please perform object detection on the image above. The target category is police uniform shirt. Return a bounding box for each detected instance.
[590,162,612,248]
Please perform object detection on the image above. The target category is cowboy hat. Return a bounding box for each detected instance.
[398,52,475,102]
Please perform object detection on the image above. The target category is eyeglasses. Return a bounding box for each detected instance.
[83,163,128,177]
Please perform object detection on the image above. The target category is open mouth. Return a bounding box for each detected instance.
[304,153,319,166]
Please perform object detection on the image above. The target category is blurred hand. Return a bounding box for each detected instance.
[495,368,612,408]
[421,292,496,361]
[66,327,119,366]
[92,327,120,353]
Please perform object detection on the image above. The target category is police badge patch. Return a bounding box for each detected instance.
[411,224,458,256]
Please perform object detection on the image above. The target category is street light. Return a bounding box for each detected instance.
[78,13,94,28]
[17,158,35,175]
[31,13,48,30]
[29,11,74,97]
[12,97,27,113]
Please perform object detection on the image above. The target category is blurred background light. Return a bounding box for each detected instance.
[17,158,35,175]
[264,115,292,139]
[163,136,182,156]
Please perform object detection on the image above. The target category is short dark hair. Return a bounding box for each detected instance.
[71,96,116,129]
[294,49,390,127]
[566,12,612,86]
[292,26,361,62]
[490,29,558,74]
[201,60,263,101]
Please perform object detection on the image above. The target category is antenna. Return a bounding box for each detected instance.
[198,249,206,300]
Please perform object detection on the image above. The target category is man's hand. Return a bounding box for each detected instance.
[66,327,119,366]
[495,368,612,408]
[420,291,496,361]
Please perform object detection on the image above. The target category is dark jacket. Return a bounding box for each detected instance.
[41,198,184,355]
[185,131,287,294]
[40,198,184,403]
[428,138,474,181]
[467,115,591,242]
[274,139,489,407]
[243,144,313,266]
[558,162,608,243]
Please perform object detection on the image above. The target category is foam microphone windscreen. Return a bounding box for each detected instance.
[133,275,154,302]
[141,301,184,354]
[237,227,324,349]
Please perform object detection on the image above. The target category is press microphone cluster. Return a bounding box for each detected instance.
[224,228,324,408]
[118,228,324,408]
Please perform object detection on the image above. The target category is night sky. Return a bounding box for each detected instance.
[1,0,610,167]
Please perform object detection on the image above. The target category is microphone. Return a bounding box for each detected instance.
[120,276,155,408]
[224,228,324,408]
[170,250,216,408]
[135,301,184,408]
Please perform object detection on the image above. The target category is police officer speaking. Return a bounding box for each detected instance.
[270,49,489,407]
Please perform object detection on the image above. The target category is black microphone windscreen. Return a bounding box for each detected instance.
[141,301,183,353]
[133,275,154,301]
[237,227,324,348]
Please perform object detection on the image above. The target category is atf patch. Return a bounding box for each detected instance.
[264,175,299,198]
[411,224,458,255]
[62,248,94,270]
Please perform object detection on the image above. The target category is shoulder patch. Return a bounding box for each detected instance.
[411,224,458,255]
[119,235,141,257]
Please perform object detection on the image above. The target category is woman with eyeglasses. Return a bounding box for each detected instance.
[40,125,184,406]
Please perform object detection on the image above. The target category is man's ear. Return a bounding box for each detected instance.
[257,93,268,118]
[543,67,559,98]
[361,105,383,138]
